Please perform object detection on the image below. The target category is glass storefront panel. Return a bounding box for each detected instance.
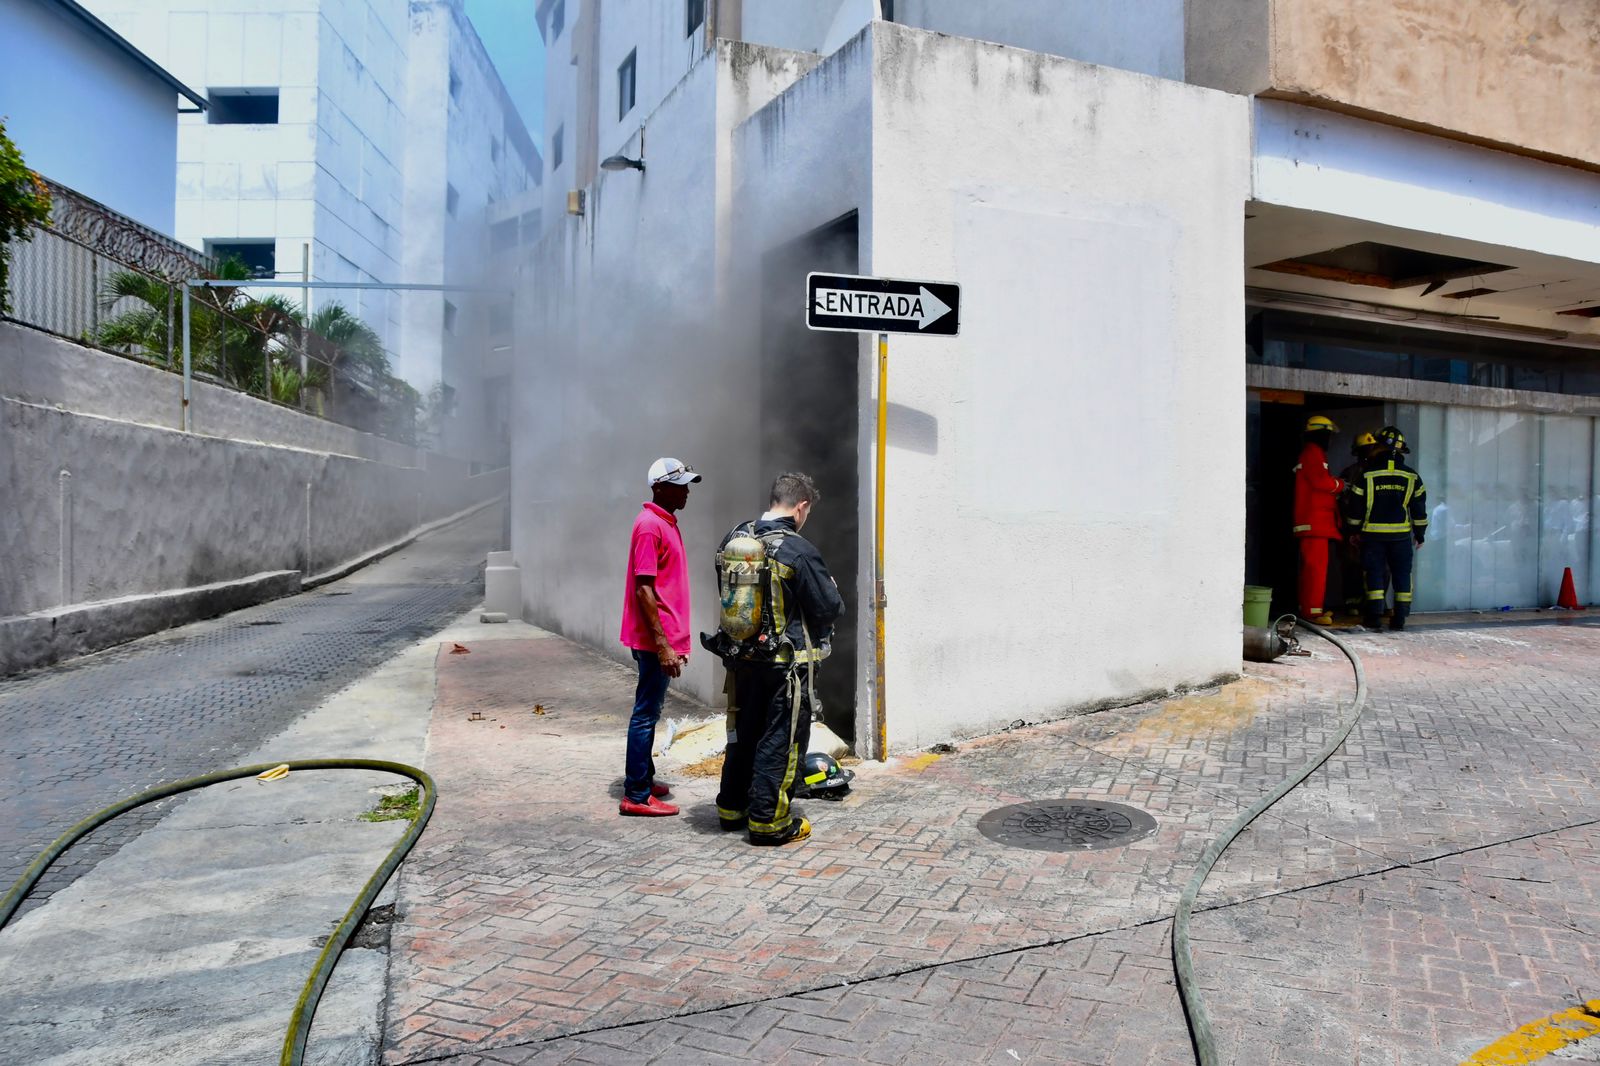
[1396,405,1591,611]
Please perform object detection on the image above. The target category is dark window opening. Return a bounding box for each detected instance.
[208,90,279,125]
[1248,308,1600,397]
[443,300,458,334]
[618,49,636,120]
[448,69,462,101]
[551,124,563,170]
[491,138,502,163]
[686,0,705,36]
[1259,241,1511,294]
[1558,306,1600,318]
[208,240,275,277]
[446,183,460,217]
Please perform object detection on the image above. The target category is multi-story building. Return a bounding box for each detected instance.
[513,1,1600,756]
[0,0,205,233]
[79,0,539,462]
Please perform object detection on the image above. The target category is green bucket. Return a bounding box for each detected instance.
[1242,585,1273,629]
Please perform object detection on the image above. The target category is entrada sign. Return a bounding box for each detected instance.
[806,272,960,336]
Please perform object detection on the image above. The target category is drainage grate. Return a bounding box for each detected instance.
[977,800,1157,852]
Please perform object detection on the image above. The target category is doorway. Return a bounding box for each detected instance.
[1246,391,1387,618]
[759,212,861,744]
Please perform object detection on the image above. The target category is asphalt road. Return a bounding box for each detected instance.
[0,504,501,908]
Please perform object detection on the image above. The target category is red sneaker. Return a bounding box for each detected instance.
[650,782,672,798]
[619,795,679,817]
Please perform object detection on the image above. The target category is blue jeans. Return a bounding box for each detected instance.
[625,650,671,802]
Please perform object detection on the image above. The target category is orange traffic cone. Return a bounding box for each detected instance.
[1556,568,1585,610]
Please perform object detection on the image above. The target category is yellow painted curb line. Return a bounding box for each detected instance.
[1461,999,1600,1065]
[902,752,942,772]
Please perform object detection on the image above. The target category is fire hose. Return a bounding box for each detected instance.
[1172,619,1368,1064]
[0,758,436,1066]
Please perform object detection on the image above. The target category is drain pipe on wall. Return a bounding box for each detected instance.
[57,469,72,607]
[304,482,313,575]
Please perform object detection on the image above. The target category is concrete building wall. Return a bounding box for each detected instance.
[0,0,182,233]
[511,41,821,704]
[894,0,1185,79]
[1188,0,1600,170]
[399,0,537,462]
[858,25,1251,748]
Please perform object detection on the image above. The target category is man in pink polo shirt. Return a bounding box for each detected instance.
[618,456,700,816]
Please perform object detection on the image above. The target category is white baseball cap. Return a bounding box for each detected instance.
[648,457,701,487]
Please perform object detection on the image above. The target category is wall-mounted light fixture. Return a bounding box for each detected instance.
[567,189,585,215]
[601,126,646,174]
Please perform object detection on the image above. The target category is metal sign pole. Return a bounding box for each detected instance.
[803,271,959,764]
[874,332,889,761]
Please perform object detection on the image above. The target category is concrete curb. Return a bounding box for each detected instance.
[0,570,302,676]
[303,494,506,590]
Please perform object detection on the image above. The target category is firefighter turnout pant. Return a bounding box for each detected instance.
[1297,537,1335,616]
[716,664,812,840]
[1361,537,1415,626]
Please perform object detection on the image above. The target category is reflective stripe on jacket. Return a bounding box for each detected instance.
[1293,442,1344,539]
[1343,457,1429,541]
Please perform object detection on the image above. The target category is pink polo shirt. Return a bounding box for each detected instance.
[619,502,692,658]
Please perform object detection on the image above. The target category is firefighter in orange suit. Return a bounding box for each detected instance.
[1293,414,1345,625]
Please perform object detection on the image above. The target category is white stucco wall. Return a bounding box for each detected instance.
[894,0,1185,80]
[862,26,1250,747]
[0,0,181,233]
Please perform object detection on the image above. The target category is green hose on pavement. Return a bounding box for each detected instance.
[0,758,437,1066]
[1171,619,1368,1064]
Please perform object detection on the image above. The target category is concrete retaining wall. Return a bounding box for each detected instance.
[0,327,510,673]
[0,321,421,467]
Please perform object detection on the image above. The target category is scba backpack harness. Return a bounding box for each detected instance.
[706,521,826,727]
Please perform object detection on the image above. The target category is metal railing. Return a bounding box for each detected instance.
[4,221,424,445]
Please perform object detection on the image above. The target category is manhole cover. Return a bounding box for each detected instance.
[977,800,1157,852]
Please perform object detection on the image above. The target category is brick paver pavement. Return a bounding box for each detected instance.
[0,506,499,908]
[382,619,1600,1065]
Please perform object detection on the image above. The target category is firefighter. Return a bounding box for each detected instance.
[1338,431,1382,616]
[1293,415,1345,625]
[705,472,844,847]
[1343,426,1428,632]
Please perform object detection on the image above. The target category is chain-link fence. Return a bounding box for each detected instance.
[4,213,424,445]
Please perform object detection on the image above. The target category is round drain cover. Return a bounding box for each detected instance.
[977,800,1157,852]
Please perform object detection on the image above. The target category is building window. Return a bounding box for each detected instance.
[549,0,564,40]
[618,50,636,120]
[491,137,502,163]
[443,300,458,334]
[551,125,564,170]
[208,89,279,125]
[448,68,462,102]
[686,0,705,37]
[446,183,459,217]
[207,240,275,277]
